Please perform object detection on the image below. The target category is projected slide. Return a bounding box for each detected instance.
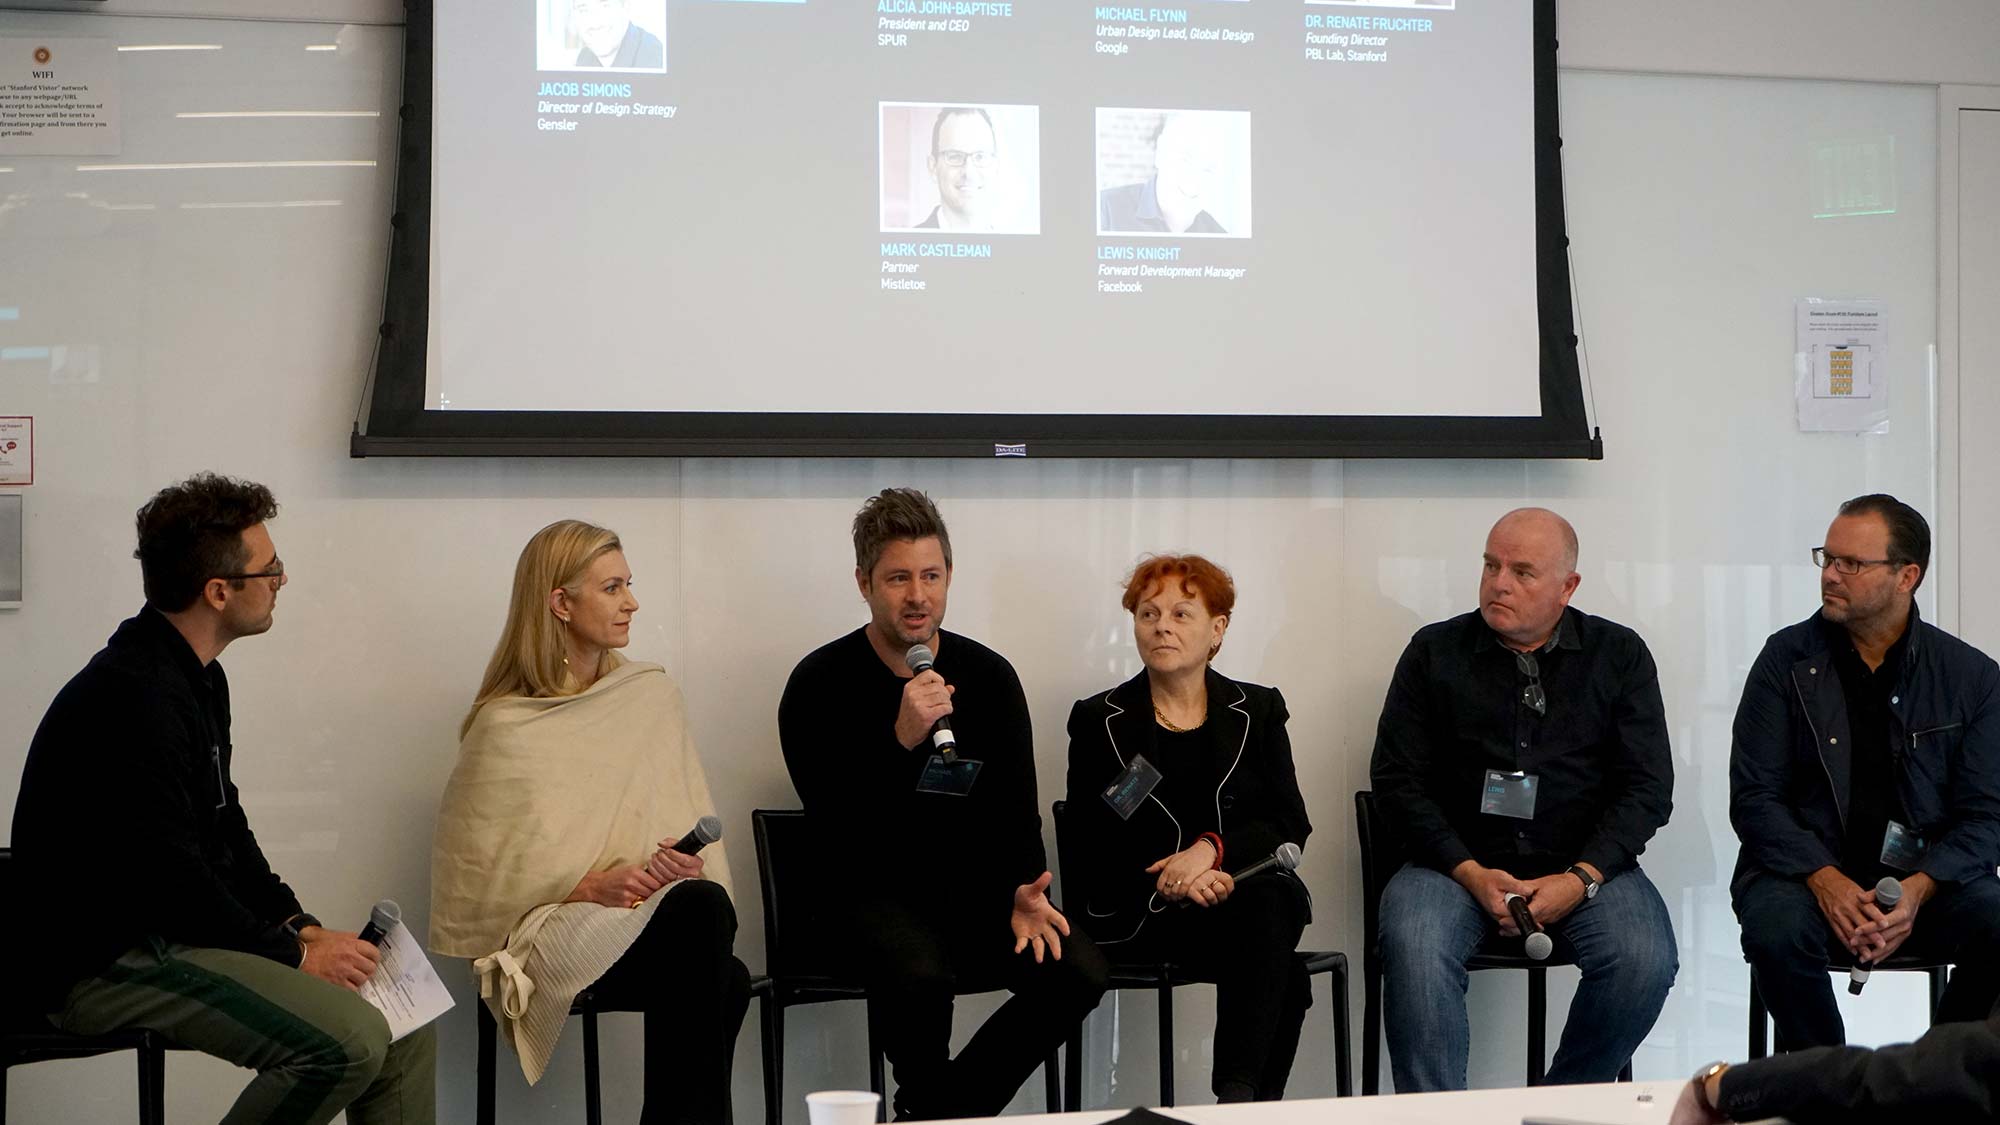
[429,0,1538,418]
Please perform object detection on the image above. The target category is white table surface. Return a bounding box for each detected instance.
[913,1080,1773,1125]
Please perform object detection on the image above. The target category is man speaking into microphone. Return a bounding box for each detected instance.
[1730,495,2000,1051]
[779,488,1106,1120]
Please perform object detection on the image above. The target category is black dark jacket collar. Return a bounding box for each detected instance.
[1813,601,1923,679]
[118,604,215,684]
[1103,665,1251,778]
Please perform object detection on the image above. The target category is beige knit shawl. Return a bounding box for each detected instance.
[428,661,734,1083]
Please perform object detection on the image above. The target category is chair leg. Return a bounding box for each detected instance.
[761,993,783,1125]
[582,1009,603,1125]
[1747,971,1769,1060]
[1526,966,1547,1086]
[867,1003,887,1125]
[1929,967,1949,1023]
[1157,979,1175,1107]
[1362,962,1382,1097]
[1043,1051,1059,1113]
[138,1041,166,1125]
[1618,1060,1633,1082]
[1064,1024,1083,1112]
[477,1000,497,1125]
[1332,960,1353,1098]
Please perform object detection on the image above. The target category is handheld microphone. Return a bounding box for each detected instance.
[358,899,401,946]
[1849,876,1904,994]
[1504,893,1553,960]
[1231,842,1303,882]
[670,815,723,856]
[903,644,957,763]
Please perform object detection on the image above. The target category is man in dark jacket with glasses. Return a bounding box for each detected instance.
[1370,507,1677,1091]
[1730,493,2000,1051]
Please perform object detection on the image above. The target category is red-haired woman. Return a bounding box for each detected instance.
[1064,553,1314,1102]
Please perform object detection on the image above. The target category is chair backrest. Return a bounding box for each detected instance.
[751,809,823,981]
[1353,791,1404,968]
[1049,800,1078,913]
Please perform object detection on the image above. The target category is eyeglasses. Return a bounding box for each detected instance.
[217,558,285,585]
[934,149,996,169]
[1515,651,1546,716]
[1811,548,1899,575]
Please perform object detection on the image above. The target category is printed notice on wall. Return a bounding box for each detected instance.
[0,417,30,486]
[0,38,120,156]
[1795,298,1887,434]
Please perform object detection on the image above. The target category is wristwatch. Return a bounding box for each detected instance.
[1691,1060,1730,1117]
[281,912,323,941]
[281,913,322,967]
[1565,864,1599,899]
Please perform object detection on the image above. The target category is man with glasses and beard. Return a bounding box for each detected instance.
[10,473,436,1125]
[915,107,1002,232]
[1369,507,1677,1092]
[1726,495,2000,1058]
[777,488,1106,1120]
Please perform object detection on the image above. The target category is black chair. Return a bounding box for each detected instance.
[754,809,1059,1125]
[1355,790,1633,1095]
[475,977,775,1125]
[0,848,168,1125]
[1746,955,1948,1058]
[1050,800,1353,1109]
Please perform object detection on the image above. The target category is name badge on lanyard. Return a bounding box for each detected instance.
[1101,754,1164,821]
[1480,769,1539,820]
[1881,820,1928,871]
[915,754,982,796]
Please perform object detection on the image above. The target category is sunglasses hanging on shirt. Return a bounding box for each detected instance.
[1515,651,1547,716]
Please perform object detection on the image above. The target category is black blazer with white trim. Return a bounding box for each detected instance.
[1063,667,1312,944]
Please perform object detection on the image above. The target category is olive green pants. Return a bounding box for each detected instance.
[57,940,437,1125]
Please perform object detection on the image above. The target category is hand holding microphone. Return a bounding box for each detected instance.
[1505,892,1554,960]
[1849,876,1904,994]
[650,816,722,882]
[903,644,958,762]
[1169,843,1301,908]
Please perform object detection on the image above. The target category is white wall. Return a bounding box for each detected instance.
[1557,0,2000,86]
[0,2,1985,1122]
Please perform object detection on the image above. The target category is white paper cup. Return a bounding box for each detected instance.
[806,1090,881,1125]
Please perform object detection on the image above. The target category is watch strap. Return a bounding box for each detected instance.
[1565,864,1599,897]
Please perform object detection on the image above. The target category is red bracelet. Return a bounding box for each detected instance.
[1198,832,1225,869]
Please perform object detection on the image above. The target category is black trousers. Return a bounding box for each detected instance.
[591,880,754,1125]
[847,896,1108,1121]
[1105,874,1311,1100]
[1737,868,2000,1050]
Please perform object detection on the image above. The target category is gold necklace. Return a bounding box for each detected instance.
[1153,702,1206,732]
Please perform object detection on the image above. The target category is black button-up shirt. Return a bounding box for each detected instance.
[1370,607,1674,881]
[1827,615,1912,884]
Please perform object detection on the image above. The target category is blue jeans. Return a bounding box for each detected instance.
[1735,867,2000,1050]
[1378,863,1677,1092]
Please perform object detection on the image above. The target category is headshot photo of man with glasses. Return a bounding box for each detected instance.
[879,103,1042,235]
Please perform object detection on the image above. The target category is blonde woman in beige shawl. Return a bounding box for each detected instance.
[430,520,750,1125]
